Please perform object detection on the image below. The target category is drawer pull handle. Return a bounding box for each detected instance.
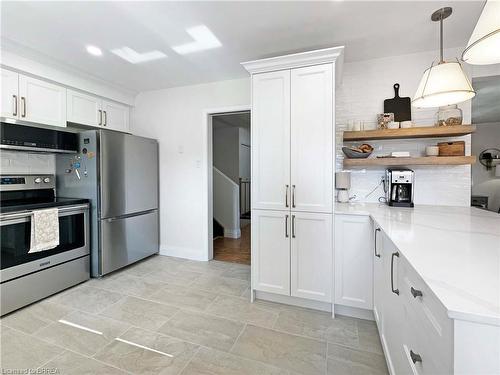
[411,287,423,298]
[391,251,399,295]
[410,350,422,364]
[292,214,296,238]
[374,228,381,258]
[285,185,289,208]
[292,185,296,208]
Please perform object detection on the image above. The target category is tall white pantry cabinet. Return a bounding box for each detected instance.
[242,47,344,307]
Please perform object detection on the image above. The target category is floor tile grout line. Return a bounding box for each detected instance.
[228,323,247,354]
[175,345,202,375]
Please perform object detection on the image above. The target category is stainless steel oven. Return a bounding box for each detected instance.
[0,175,90,316]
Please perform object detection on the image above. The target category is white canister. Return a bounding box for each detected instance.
[401,120,413,128]
[387,121,400,129]
[426,146,439,156]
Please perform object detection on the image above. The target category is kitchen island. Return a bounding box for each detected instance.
[335,202,500,374]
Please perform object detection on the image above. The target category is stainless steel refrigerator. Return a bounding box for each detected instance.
[56,129,159,277]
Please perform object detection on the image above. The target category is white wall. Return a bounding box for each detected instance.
[132,78,250,260]
[132,47,483,261]
[336,47,473,206]
[213,167,240,238]
[239,127,251,180]
[213,124,240,183]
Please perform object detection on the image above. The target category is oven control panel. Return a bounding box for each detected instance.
[0,175,55,191]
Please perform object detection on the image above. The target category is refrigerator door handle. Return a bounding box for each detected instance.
[103,209,157,222]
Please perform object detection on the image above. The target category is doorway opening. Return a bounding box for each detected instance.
[210,110,251,265]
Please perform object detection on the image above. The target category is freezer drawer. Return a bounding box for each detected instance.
[99,209,159,276]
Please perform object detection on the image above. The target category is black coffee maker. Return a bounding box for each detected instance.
[385,168,414,207]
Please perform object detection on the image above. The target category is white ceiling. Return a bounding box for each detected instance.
[1,1,484,93]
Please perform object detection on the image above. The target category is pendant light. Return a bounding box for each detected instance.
[412,7,475,108]
[462,1,500,65]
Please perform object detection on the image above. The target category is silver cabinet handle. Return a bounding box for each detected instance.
[21,97,26,117]
[391,251,400,295]
[285,215,289,238]
[98,110,103,125]
[291,214,296,238]
[285,185,289,208]
[292,185,296,208]
[103,110,107,126]
[410,350,422,364]
[411,287,423,298]
[12,95,18,116]
[374,228,381,258]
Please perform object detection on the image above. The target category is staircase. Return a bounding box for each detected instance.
[213,167,241,238]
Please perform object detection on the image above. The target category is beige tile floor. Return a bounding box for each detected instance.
[0,255,388,375]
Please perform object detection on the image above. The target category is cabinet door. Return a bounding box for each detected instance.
[67,89,102,127]
[251,70,290,211]
[19,74,66,127]
[291,212,332,302]
[334,215,373,309]
[373,226,384,330]
[380,232,405,375]
[290,64,333,213]
[1,68,19,119]
[251,209,290,295]
[102,100,130,133]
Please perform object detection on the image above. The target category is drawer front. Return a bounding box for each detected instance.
[399,257,453,373]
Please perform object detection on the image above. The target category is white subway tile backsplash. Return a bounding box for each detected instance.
[336,47,471,207]
[0,150,55,175]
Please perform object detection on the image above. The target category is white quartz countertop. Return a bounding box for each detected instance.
[335,202,500,326]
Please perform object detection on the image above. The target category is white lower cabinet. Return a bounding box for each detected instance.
[334,214,373,309]
[291,212,332,302]
[252,210,290,296]
[252,210,332,302]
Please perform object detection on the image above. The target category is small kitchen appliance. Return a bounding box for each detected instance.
[0,174,89,315]
[385,168,415,207]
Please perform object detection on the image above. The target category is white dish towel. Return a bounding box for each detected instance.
[29,208,60,253]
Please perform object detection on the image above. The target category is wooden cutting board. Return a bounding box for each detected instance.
[384,83,411,122]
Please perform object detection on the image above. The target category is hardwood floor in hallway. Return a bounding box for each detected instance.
[214,224,251,265]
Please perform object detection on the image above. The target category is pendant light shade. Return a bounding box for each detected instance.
[412,61,475,108]
[462,1,500,65]
[412,7,476,108]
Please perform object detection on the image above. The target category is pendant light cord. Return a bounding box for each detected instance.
[440,15,444,63]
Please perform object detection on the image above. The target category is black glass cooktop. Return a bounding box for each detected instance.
[0,197,89,213]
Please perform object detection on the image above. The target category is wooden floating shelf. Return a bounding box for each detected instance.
[343,125,476,141]
[343,155,476,167]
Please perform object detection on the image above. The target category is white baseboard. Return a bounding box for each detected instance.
[255,291,332,312]
[254,291,375,321]
[159,246,208,261]
[334,304,374,321]
[224,228,241,239]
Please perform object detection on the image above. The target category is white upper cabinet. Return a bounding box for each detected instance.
[334,214,373,310]
[290,64,333,213]
[67,89,102,127]
[251,209,291,296]
[102,100,130,133]
[19,74,66,128]
[1,68,19,119]
[290,212,332,302]
[251,70,290,211]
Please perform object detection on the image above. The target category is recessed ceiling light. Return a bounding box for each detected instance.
[111,47,167,64]
[172,25,222,55]
[86,45,102,56]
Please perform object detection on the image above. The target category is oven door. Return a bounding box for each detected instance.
[0,204,89,283]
